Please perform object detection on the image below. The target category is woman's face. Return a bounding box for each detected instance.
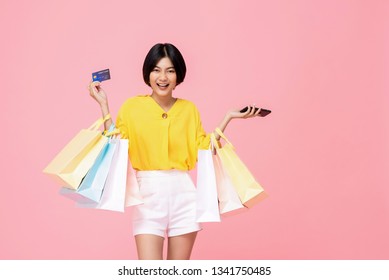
[149,57,177,98]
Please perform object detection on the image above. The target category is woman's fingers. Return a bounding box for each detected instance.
[244,104,261,118]
[254,106,261,116]
[245,104,255,118]
[88,81,101,96]
[250,104,256,115]
[87,80,108,106]
[92,81,101,92]
[241,105,251,117]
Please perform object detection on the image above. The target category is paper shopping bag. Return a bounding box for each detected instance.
[43,115,110,189]
[76,139,129,212]
[76,137,117,202]
[214,128,267,208]
[210,134,244,215]
[125,158,143,207]
[196,149,221,222]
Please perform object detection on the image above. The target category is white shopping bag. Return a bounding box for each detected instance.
[125,158,143,207]
[196,149,221,222]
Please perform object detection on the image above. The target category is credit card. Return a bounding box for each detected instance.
[92,69,111,82]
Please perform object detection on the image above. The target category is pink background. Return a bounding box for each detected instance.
[1,0,388,259]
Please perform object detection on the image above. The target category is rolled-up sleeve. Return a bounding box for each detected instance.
[115,104,129,140]
[195,108,211,150]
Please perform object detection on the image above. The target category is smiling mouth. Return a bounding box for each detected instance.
[157,83,169,89]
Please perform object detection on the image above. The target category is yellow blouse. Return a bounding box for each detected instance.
[116,95,211,171]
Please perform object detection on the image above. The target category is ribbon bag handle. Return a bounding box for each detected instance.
[214,127,234,148]
[88,114,111,131]
[104,128,121,137]
[210,133,220,150]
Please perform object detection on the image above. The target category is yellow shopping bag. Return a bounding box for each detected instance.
[43,115,111,189]
[214,128,267,208]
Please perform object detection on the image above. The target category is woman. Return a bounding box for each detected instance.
[88,43,260,260]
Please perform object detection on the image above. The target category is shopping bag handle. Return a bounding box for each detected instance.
[104,128,121,137]
[214,127,234,148]
[210,133,220,150]
[88,114,111,131]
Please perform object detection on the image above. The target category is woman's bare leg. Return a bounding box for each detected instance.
[135,234,164,260]
[167,231,198,260]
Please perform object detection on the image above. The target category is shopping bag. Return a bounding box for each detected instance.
[76,137,117,202]
[76,138,129,212]
[211,134,244,215]
[125,158,143,207]
[43,115,111,189]
[196,148,221,222]
[214,128,267,208]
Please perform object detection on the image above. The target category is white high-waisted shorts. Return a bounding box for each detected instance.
[132,170,202,238]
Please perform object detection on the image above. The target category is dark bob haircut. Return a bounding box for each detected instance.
[142,43,187,86]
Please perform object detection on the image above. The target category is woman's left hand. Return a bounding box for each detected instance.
[228,105,261,119]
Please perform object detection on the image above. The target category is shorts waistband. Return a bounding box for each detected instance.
[136,169,189,178]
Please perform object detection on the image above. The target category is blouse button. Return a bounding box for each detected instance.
[162,113,168,119]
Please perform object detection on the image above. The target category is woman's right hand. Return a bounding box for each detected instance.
[88,80,112,130]
[88,80,108,106]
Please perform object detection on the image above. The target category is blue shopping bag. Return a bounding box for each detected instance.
[75,138,117,202]
[60,139,116,202]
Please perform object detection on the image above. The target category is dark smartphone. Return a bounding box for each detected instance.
[240,106,272,117]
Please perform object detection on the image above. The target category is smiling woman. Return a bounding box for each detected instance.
[149,57,178,109]
[143,43,186,87]
[88,43,261,260]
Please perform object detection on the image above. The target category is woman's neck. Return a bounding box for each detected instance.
[150,92,176,111]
